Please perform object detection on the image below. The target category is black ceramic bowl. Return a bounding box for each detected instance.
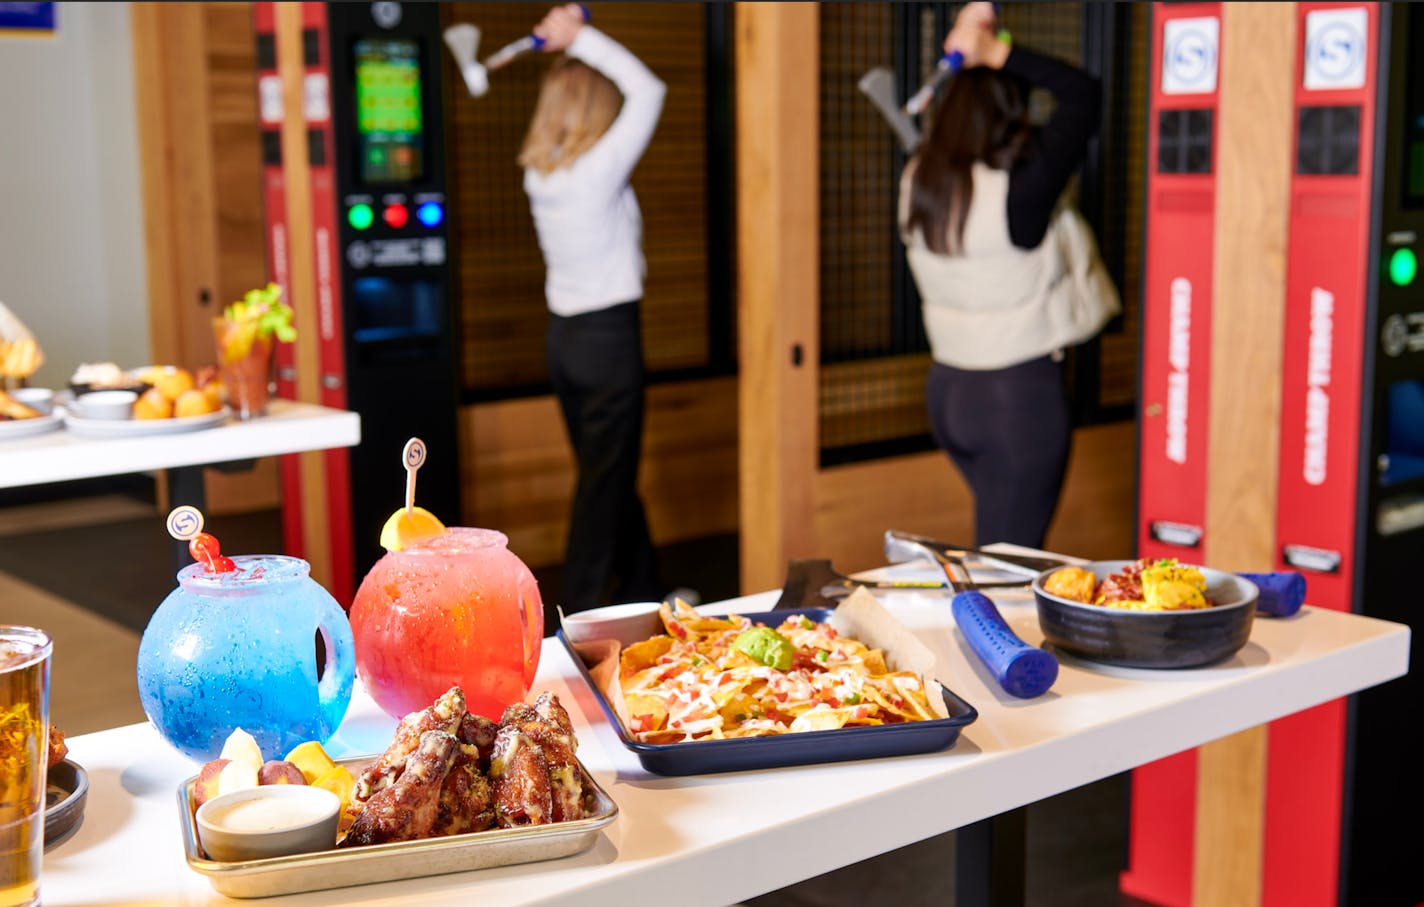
[1032,560,1258,669]
[45,758,88,849]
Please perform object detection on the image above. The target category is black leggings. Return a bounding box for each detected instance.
[546,301,660,613]
[925,356,1071,549]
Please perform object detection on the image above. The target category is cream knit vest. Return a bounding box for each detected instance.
[900,161,1085,370]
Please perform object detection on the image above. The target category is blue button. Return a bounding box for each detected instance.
[416,201,444,228]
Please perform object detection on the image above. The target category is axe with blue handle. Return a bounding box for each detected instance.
[885,532,1058,699]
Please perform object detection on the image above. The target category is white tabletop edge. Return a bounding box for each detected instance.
[0,400,360,488]
[46,589,1411,907]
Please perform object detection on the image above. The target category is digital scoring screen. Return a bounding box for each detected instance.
[354,38,423,184]
[1405,7,1424,205]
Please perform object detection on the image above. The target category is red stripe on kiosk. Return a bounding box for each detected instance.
[254,1,463,598]
[1267,5,1379,906]
[1123,5,1222,904]
[297,2,357,607]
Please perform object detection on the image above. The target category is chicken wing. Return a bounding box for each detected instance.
[489,726,552,828]
[532,691,577,752]
[341,729,460,847]
[456,711,499,772]
[355,686,466,802]
[535,734,584,822]
[501,691,576,755]
[434,745,495,836]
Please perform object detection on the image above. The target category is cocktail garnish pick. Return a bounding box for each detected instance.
[379,438,446,552]
[168,505,236,573]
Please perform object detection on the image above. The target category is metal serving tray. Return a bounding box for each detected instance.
[559,606,979,776]
[178,756,618,899]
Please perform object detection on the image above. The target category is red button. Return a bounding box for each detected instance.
[383,203,408,229]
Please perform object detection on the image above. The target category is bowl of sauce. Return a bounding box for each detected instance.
[196,784,340,863]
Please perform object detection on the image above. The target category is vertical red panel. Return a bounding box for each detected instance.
[1124,5,1222,905]
[253,1,305,560]
[1265,5,1378,906]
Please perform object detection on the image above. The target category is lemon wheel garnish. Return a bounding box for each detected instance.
[379,506,446,551]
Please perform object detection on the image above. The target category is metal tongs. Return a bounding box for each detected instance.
[884,530,1066,579]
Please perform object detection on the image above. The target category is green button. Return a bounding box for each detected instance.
[1389,248,1417,287]
[348,203,374,231]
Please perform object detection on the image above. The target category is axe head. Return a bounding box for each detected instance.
[775,559,851,610]
[858,67,922,154]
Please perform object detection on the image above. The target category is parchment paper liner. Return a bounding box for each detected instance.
[560,588,950,737]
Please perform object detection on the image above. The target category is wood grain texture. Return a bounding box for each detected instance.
[816,422,1136,575]
[274,2,331,588]
[1195,4,1297,906]
[735,3,820,594]
[131,2,279,514]
[130,3,181,367]
[461,377,738,567]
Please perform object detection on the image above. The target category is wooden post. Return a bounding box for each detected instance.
[273,2,334,589]
[734,3,820,595]
[1195,4,1296,905]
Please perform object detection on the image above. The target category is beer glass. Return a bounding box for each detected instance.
[0,626,51,907]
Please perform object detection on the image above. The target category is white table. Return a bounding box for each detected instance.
[0,399,359,567]
[40,570,1410,907]
[0,399,359,488]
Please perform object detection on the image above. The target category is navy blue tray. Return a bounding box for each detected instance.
[557,607,978,776]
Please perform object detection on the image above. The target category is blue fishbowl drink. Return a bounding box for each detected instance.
[137,555,355,762]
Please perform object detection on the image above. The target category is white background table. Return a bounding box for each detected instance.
[0,399,359,489]
[0,399,359,568]
[40,566,1410,907]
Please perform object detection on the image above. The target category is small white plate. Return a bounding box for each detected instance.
[64,407,230,439]
[0,412,63,440]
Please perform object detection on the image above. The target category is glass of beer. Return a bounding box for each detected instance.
[0,626,51,907]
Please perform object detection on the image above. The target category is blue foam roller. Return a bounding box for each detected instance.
[1238,571,1306,618]
[951,590,1058,698]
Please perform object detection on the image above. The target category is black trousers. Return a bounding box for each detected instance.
[925,355,1071,549]
[546,301,660,613]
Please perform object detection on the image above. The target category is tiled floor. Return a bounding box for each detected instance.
[2,483,1142,907]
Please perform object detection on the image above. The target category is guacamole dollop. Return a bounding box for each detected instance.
[733,626,796,671]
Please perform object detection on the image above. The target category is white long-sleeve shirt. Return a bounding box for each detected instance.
[523,27,667,316]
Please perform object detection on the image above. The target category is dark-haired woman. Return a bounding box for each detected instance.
[899,1,1101,549]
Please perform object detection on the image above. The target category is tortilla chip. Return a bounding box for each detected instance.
[620,636,673,676]
[623,693,669,732]
[861,649,888,675]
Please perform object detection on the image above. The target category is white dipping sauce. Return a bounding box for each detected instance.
[210,795,323,833]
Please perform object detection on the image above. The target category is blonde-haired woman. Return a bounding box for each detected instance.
[521,5,667,613]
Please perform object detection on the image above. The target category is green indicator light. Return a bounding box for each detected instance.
[1389,247,1418,286]
[348,203,374,231]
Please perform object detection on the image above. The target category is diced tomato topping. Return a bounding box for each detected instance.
[668,621,689,639]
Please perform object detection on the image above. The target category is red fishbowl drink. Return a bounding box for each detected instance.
[350,527,544,720]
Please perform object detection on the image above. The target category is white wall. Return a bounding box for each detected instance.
[0,2,149,389]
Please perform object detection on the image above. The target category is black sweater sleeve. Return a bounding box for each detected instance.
[1003,46,1102,250]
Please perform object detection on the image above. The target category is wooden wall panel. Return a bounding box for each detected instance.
[132,1,279,516]
[1195,5,1297,907]
[462,378,738,567]
[736,3,820,594]
[817,421,1136,574]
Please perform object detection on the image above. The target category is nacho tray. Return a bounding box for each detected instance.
[558,606,978,776]
[178,756,618,899]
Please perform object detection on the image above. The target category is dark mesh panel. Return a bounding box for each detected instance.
[818,2,1139,464]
